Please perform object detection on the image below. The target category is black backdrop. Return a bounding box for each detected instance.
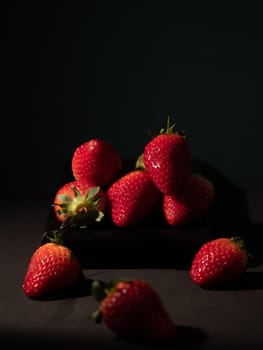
[5,2,263,202]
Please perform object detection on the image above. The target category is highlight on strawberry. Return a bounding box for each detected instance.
[53,180,107,228]
[71,138,122,188]
[106,168,161,228]
[190,236,249,288]
[22,232,82,298]
[91,278,177,344]
[143,116,191,195]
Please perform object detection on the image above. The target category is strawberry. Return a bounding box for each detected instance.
[143,117,191,194]
[91,279,176,344]
[106,169,161,228]
[71,138,122,187]
[190,236,248,288]
[22,233,81,298]
[53,180,106,227]
[163,173,214,227]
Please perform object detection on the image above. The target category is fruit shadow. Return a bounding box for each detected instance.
[113,325,208,349]
[236,270,263,290]
[192,158,252,237]
[194,159,263,265]
[33,276,94,301]
[42,158,261,270]
[205,270,263,291]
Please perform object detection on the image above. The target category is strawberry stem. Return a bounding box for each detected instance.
[91,280,107,301]
[135,153,146,170]
[230,236,246,250]
[91,308,103,323]
[45,231,64,245]
[230,236,253,260]
[159,116,187,138]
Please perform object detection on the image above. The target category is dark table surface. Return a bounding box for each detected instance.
[1,190,263,350]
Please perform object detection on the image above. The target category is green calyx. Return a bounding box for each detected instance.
[53,185,105,228]
[230,236,252,259]
[230,236,246,250]
[159,115,187,138]
[135,153,146,170]
[91,278,133,301]
[91,280,107,301]
[90,278,133,323]
[45,230,64,245]
[90,280,107,324]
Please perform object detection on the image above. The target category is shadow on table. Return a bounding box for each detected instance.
[109,325,208,349]
[30,277,94,301]
[196,160,263,267]
[237,270,263,290]
[41,158,262,270]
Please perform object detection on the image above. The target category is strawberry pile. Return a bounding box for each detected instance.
[21,118,250,345]
[51,117,215,229]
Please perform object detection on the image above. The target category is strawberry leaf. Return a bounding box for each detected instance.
[95,211,104,222]
[85,186,101,201]
[91,309,103,323]
[57,194,72,203]
[91,280,107,301]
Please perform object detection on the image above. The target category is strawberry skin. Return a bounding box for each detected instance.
[53,180,106,226]
[190,237,248,288]
[92,279,176,344]
[22,238,81,298]
[71,139,122,187]
[143,127,191,195]
[106,170,160,228]
[163,173,214,226]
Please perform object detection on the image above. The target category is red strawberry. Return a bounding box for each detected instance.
[190,236,248,288]
[163,173,214,226]
[53,180,106,227]
[71,138,122,187]
[106,169,161,228]
[22,233,81,298]
[143,118,191,194]
[91,279,176,344]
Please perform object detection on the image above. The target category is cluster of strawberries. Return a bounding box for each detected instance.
[53,118,214,229]
[22,119,249,345]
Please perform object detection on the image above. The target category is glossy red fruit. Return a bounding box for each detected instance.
[190,237,248,288]
[91,279,176,344]
[143,118,191,194]
[106,169,161,228]
[22,233,81,298]
[163,173,214,226]
[71,138,122,187]
[53,180,106,227]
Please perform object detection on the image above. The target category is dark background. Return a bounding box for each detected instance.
[5,2,263,203]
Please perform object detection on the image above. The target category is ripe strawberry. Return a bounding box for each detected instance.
[91,279,176,344]
[190,237,248,288]
[143,118,191,194]
[163,173,214,227]
[53,180,106,227]
[22,233,81,298]
[106,169,161,228]
[71,138,122,187]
